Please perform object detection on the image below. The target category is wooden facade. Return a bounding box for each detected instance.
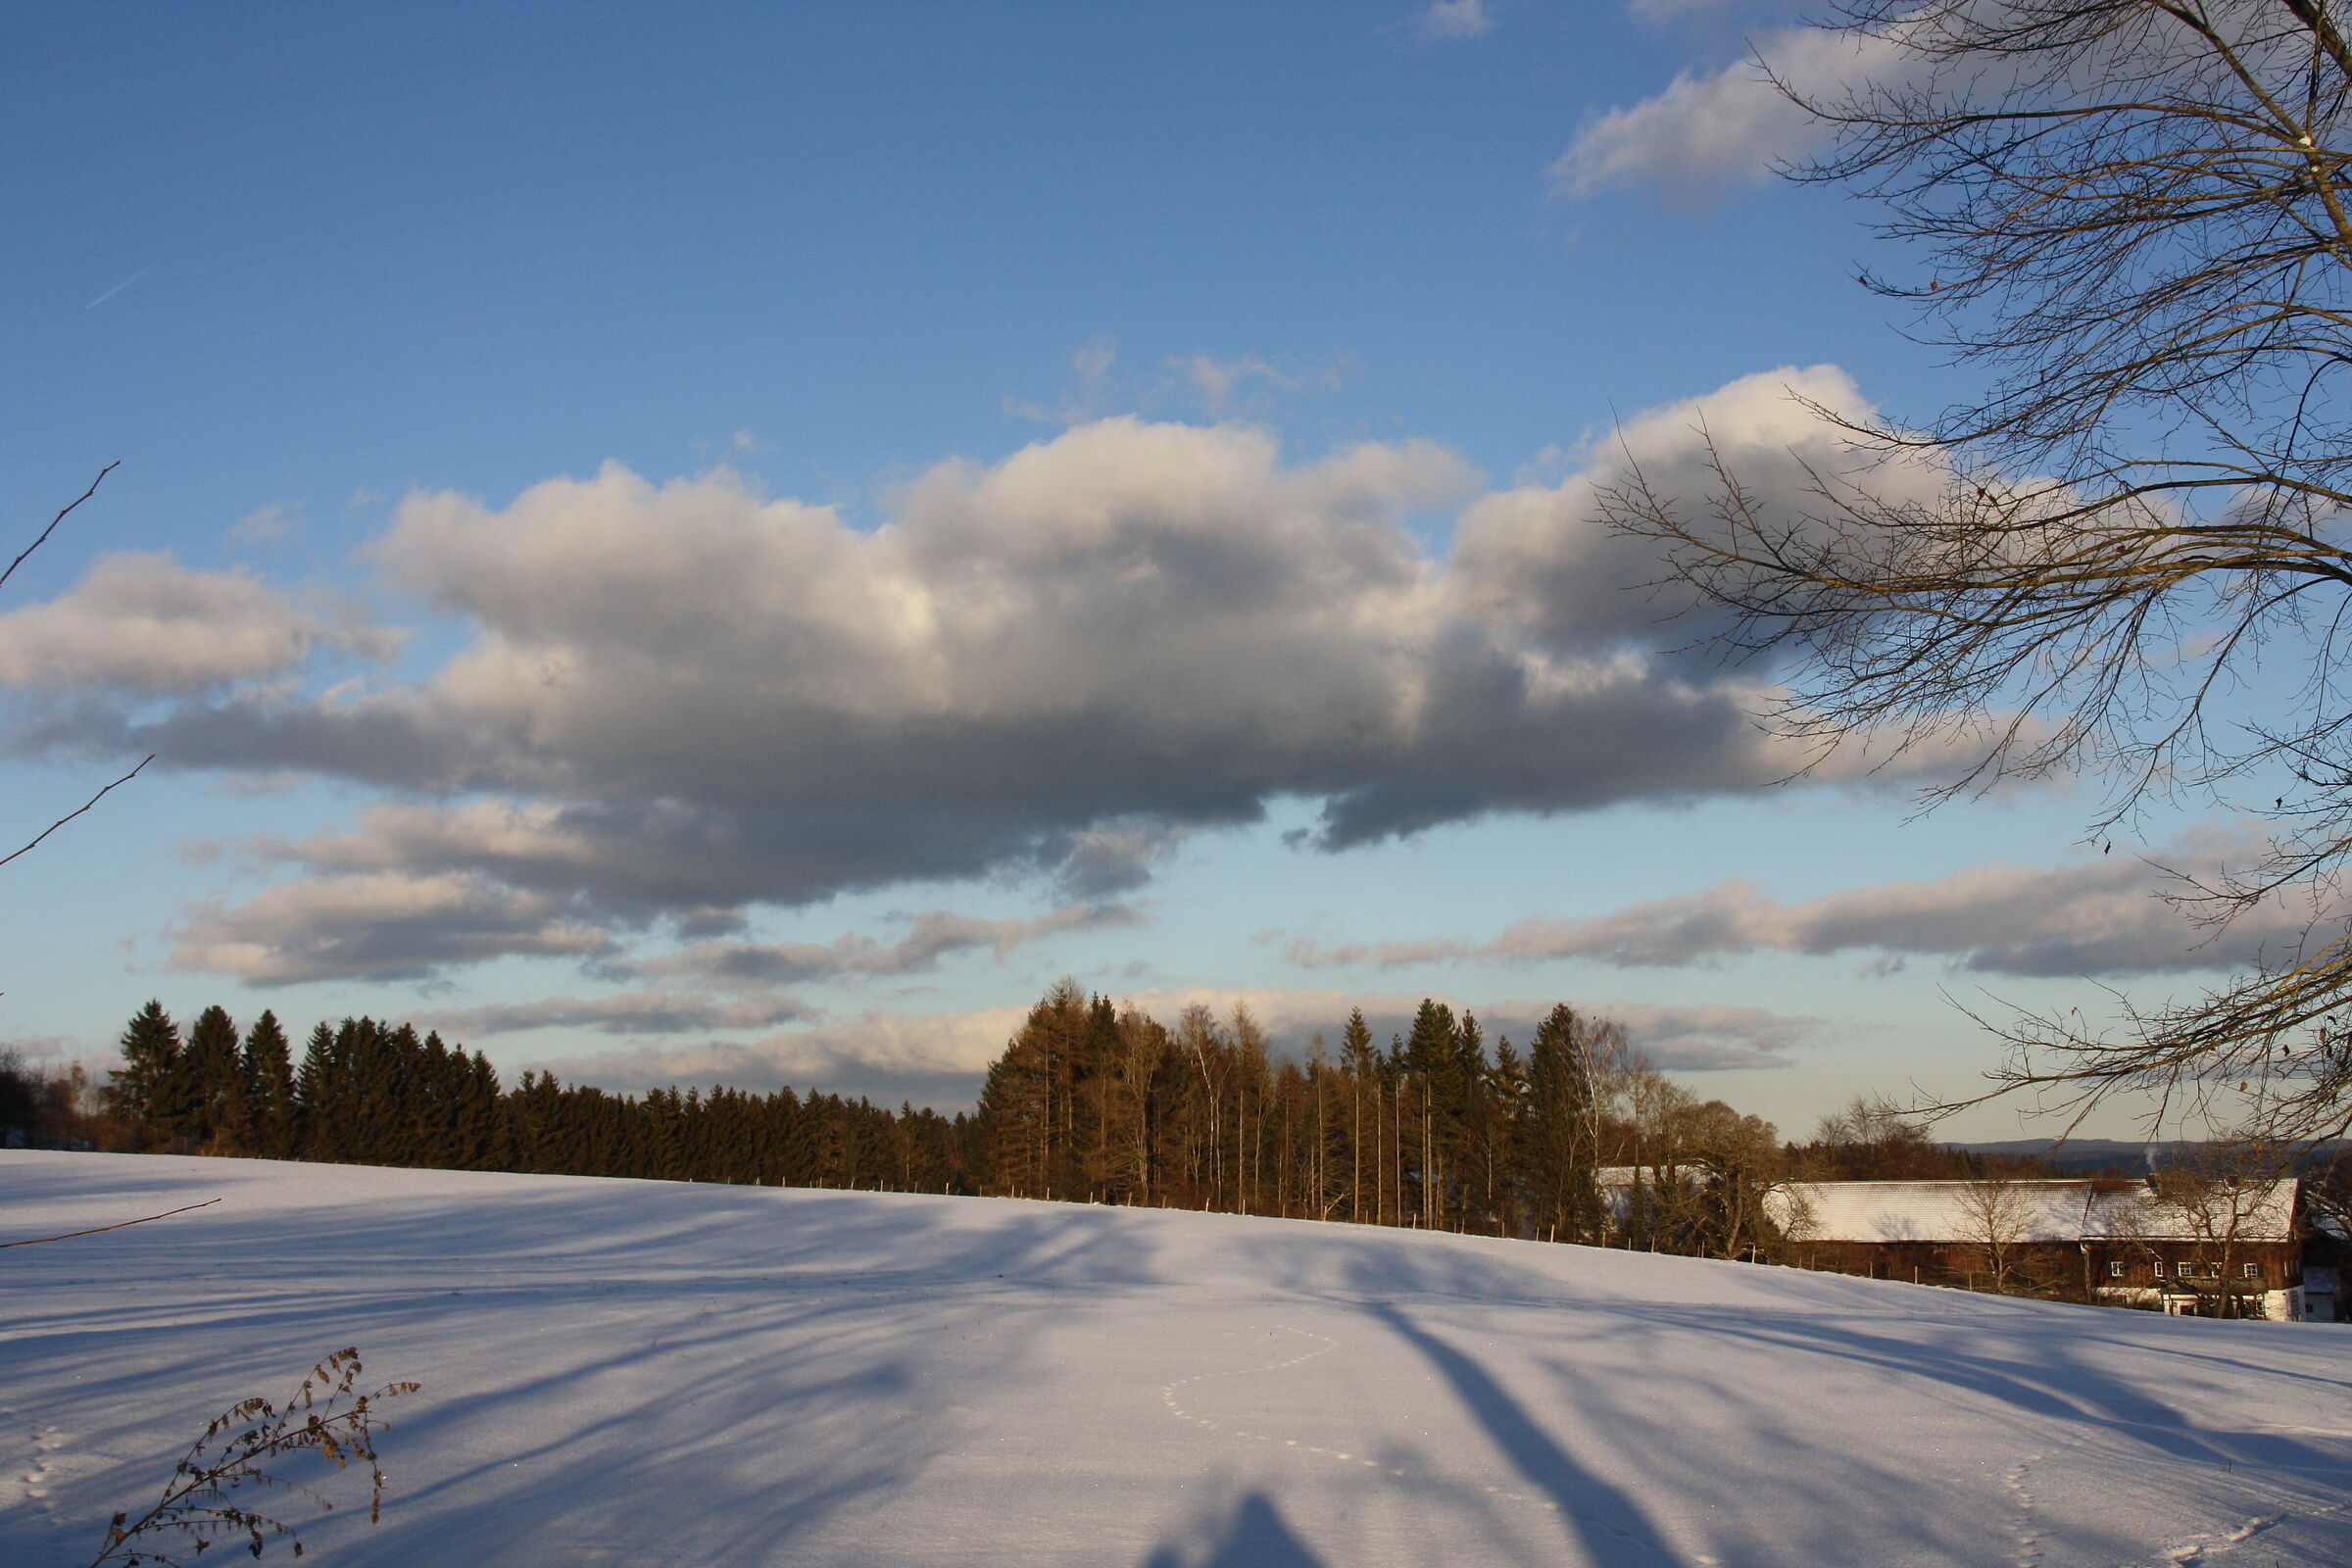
[1766,1178,2311,1318]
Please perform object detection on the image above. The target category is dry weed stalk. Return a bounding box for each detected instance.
[90,1348,417,1566]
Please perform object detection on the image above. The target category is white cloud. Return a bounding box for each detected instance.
[12,372,1982,985]
[226,500,303,545]
[1055,820,1191,897]
[1450,362,1881,644]
[1287,826,2320,979]
[1172,353,1349,416]
[0,553,396,695]
[418,991,820,1038]
[1004,335,1123,423]
[1626,0,1789,21]
[535,1004,1035,1104]
[1550,25,1902,202]
[628,904,1142,991]
[1418,0,1494,40]
[170,871,613,984]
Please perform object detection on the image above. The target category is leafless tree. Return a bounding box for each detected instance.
[1601,2,2352,1146]
[2149,1138,2291,1313]
[1954,1174,2041,1294]
[2309,1143,2352,1233]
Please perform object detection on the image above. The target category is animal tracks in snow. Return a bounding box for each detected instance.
[2154,1512,2286,1565]
[2150,1499,2346,1567]
[3,1402,65,1525]
[2000,1450,2047,1568]
[1159,1328,1348,1458]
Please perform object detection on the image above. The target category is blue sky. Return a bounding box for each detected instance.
[0,1,2258,1139]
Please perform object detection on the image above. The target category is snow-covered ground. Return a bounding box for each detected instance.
[3,1152,2347,1568]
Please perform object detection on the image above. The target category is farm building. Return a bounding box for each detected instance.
[1761,1177,2315,1319]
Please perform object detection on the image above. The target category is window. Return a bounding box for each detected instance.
[2151,1259,2167,1278]
[2241,1262,2262,1280]
[2107,1259,2127,1278]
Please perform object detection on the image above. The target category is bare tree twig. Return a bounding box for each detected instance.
[2,461,117,592]
[0,755,154,871]
[0,1197,220,1250]
[0,467,147,883]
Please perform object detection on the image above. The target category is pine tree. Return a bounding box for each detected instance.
[108,1001,184,1152]
[1526,1004,1602,1244]
[451,1049,502,1169]
[969,980,1091,1198]
[240,1010,299,1159]
[179,1004,242,1152]
[1489,1035,1529,1238]
[1340,1008,1374,1223]
[295,1020,343,1160]
[969,1023,1048,1197]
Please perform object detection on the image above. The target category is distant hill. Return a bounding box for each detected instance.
[1950,1139,2348,1173]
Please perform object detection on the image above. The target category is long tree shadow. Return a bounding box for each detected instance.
[1635,1300,2352,1476]
[1141,1493,1327,1568]
[1362,1300,1683,1568]
[1512,1297,2352,1565]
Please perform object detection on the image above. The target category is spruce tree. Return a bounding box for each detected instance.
[295,1020,342,1160]
[1526,1004,1603,1245]
[180,1004,242,1152]
[108,1001,184,1151]
[240,1010,299,1158]
[1489,1036,1528,1237]
[968,982,1089,1198]
[1340,1008,1374,1222]
[452,1049,502,1170]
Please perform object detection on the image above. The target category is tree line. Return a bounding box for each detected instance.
[1,982,2083,1263]
[39,1001,961,1194]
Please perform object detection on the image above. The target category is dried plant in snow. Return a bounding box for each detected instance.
[89,1348,417,1566]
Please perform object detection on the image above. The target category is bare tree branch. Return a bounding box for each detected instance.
[0,1197,220,1250]
[2,461,116,592]
[1601,2,2352,1147]
[0,755,154,871]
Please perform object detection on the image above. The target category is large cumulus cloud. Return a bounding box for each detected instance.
[6,373,1948,984]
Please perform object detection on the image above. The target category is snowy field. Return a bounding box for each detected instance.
[3,1152,2348,1568]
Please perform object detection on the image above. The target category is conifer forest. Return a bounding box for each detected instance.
[43,980,1830,1261]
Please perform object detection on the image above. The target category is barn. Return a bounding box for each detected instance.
[1761,1177,2314,1319]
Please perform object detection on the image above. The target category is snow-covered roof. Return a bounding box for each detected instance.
[2084,1180,2300,1243]
[1773,1181,2093,1244]
[1769,1179,2299,1245]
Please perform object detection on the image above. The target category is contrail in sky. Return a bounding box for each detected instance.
[84,265,156,310]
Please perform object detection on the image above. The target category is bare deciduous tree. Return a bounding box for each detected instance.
[1955,1174,2041,1294]
[1601,2,2352,1145]
[2147,1139,2291,1314]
